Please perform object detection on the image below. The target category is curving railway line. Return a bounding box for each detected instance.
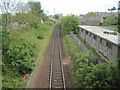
[49,24,66,89]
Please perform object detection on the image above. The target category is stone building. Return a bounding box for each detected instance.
[78,25,119,63]
[80,16,104,26]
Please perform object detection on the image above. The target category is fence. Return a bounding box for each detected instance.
[70,32,101,63]
[70,32,90,53]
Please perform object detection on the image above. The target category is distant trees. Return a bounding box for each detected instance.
[28,2,48,22]
[28,2,43,17]
[108,7,116,13]
[0,0,22,28]
[87,12,96,16]
[0,1,49,29]
[55,14,63,19]
[104,15,118,25]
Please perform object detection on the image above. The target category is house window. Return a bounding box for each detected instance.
[106,41,112,49]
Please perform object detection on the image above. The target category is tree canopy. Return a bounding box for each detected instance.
[61,15,80,34]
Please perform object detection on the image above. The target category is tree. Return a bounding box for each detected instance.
[108,7,116,13]
[28,1,48,22]
[55,14,63,19]
[108,9,111,12]
[87,12,96,16]
[111,7,116,11]
[28,2,43,17]
[61,15,80,34]
[0,0,21,28]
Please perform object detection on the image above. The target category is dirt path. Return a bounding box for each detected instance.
[26,24,73,88]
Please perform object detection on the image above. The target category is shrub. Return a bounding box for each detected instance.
[2,28,10,52]
[73,58,119,88]
[3,39,35,74]
[64,35,120,88]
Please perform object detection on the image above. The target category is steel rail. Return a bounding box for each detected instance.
[49,24,66,89]
[57,24,66,89]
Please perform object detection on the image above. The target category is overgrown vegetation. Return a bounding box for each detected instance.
[103,31,117,35]
[2,21,55,88]
[64,35,120,88]
[103,15,118,25]
[61,15,120,88]
[1,0,55,88]
[61,15,80,34]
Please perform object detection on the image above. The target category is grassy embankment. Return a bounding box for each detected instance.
[63,34,119,88]
[2,21,55,88]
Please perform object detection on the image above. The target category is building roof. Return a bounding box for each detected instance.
[78,25,119,45]
[80,16,103,23]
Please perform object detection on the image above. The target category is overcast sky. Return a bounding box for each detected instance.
[1,0,119,15]
[38,0,119,15]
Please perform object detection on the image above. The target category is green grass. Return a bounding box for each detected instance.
[10,21,55,61]
[63,35,82,56]
[3,21,56,88]
[63,35,90,87]
[63,34,103,87]
[63,34,119,88]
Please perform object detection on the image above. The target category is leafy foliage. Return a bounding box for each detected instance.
[28,1,48,22]
[64,35,120,88]
[61,15,80,34]
[2,28,10,52]
[13,12,40,28]
[3,39,35,75]
[28,2,43,17]
[73,57,119,88]
[2,21,55,88]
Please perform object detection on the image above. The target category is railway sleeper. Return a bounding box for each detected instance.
[52,73,62,77]
[52,82,63,88]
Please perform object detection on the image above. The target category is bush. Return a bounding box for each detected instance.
[2,28,10,52]
[73,57,119,88]
[64,35,120,88]
[3,39,35,74]
[61,15,80,34]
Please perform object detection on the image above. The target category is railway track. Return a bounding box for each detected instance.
[49,24,66,89]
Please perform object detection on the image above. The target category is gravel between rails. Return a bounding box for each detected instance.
[26,24,73,88]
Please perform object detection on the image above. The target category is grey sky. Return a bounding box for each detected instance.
[0,0,119,15]
[38,0,119,15]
